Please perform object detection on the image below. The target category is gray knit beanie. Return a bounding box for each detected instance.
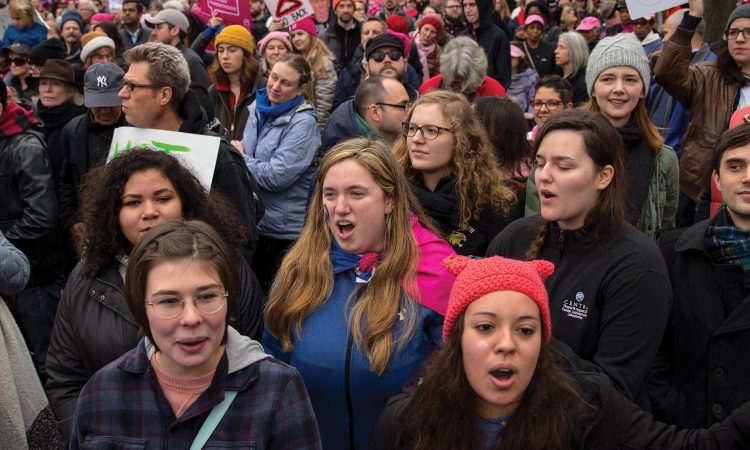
[586,34,650,95]
[726,4,750,30]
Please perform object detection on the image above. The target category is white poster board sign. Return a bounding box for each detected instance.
[625,0,684,20]
[263,0,315,28]
[107,127,220,191]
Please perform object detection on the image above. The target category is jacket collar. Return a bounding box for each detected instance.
[674,219,711,254]
[119,327,268,390]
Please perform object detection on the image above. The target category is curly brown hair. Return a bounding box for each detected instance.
[394,90,516,226]
[78,148,246,278]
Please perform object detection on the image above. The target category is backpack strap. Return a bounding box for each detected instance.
[190,390,239,450]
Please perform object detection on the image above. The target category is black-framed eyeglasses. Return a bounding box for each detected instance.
[531,99,562,111]
[401,121,452,140]
[9,57,27,66]
[123,81,162,91]
[369,50,403,63]
[726,27,750,40]
[377,101,411,111]
[146,290,228,319]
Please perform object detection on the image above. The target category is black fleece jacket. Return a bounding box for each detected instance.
[487,216,672,410]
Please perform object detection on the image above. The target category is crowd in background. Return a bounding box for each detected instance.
[4,0,750,447]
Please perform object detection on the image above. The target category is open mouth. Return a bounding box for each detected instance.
[490,368,515,380]
[337,220,354,236]
[540,189,556,200]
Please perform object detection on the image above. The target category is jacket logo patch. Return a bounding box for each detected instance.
[562,291,588,320]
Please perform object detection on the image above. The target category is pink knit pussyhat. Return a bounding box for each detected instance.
[441,255,554,342]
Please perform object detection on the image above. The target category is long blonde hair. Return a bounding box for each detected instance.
[394,91,516,227]
[264,137,431,375]
[300,35,335,75]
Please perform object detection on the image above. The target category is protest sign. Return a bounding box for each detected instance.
[263,0,314,28]
[199,0,253,29]
[107,127,220,191]
[625,0,684,20]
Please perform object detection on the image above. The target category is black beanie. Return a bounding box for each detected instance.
[29,38,66,66]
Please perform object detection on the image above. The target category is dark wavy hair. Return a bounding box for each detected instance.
[716,45,746,85]
[474,96,532,183]
[78,148,246,278]
[401,315,596,449]
[525,109,626,259]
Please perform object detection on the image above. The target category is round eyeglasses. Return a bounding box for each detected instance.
[147,290,227,319]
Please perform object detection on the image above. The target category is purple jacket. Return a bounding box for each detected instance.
[72,328,321,449]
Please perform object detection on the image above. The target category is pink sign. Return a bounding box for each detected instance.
[199,0,252,29]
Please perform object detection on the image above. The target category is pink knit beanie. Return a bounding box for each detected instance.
[258,31,293,55]
[290,15,318,37]
[441,255,554,342]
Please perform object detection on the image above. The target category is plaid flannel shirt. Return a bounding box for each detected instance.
[72,334,321,449]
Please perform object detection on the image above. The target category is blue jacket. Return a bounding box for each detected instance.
[323,99,367,150]
[508,68,539,113]
[1,22,47,49]
[263,270,444,450]
[241,100,320,239]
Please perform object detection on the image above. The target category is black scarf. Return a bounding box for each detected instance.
[411,177,459,234]
[37,99,86,130]
[618,120,656,226]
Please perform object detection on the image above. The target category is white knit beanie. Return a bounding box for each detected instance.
[585,33,650,95]
[80,36,115,63]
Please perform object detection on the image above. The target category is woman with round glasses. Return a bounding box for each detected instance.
[263,137,455,450]
[394,91,518,256]
[46,149,264,443]
[72,220,322,448]
[655,0,745,225]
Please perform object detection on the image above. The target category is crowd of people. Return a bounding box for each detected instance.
[4,0,750,447]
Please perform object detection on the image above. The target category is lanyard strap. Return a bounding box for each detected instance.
[190,390,239,450]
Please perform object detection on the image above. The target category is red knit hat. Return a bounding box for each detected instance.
[418,14,443,36]
[730,105,750,129]
[290,15,318,37]
[442,255,554,343]
[386,15,409,35]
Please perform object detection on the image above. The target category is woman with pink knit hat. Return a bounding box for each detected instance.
[257,30,292,79]
[373,255,750,449]
[289,15,337,133]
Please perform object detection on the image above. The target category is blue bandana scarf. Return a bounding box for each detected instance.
[254,88,304,138]
[330,239,380,283]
